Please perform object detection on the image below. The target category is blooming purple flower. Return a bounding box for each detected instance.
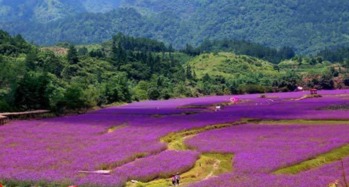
[0,89,348,186]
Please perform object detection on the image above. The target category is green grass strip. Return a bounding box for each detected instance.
[319,104,349,110]
[161,119,252,151]
[258,119,349,125]
[274,144,349,174]
[0,179,73,187]
[126,153,233,187]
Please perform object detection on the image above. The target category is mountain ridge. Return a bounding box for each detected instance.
[1,0,349,54]
[0,0,122,23]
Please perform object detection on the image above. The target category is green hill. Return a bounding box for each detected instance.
[188,52,278,79]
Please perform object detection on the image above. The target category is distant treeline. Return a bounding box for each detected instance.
[317,47,349,63]
[1,30,349,113]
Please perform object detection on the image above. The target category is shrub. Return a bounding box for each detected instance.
[0,99,12,112]
[344,78,349,86]
[148,88,160,100]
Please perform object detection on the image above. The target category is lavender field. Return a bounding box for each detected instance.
[1,90,349,187]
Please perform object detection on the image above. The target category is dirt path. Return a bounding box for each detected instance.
[123,119,250,187]
[126,153,233,187]
[204,159,221,180]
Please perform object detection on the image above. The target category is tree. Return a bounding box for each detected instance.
[64,83,86,110]
[344,78,349,86]
[168,44,174,54]
[343,59,349,71]
[25,49,39,70]
[183,44,200,56]
[186,65,193,79]
[273,65,280,72]
[89,49,105,58]
[78,47,88,56]
[319,70,334,89]
[111,36,127,68]
[309,58,317,65]
[147,87,160,100]
[133,81,149,101]
[278,70,300,91]
[14,72,51,110]
[111,39,118,66]
[41,51,65,77]
[202,73,212,83]
[67,45,79,64]
[278,47,295,60]
[104,73,131,103]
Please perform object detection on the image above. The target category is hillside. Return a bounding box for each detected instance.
[188,51,349,92]
[188,52,278,79]
[1,0,349,54]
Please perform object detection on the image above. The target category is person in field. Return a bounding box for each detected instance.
[171,175,176,186]
[175,173,180,185]
[171,173,181,186]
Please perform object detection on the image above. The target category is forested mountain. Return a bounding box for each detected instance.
[0,0,122,23]
[1,0,349,54]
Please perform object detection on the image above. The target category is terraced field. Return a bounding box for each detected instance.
[1,90,349,187]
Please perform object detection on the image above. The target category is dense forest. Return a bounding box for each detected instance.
[317,47,349,64]
[195,39,295,64]
[1,0,349,54]
[1,29,349,113]
[1,31,183,112]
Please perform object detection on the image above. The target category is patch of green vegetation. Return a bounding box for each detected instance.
[124,119,244,186]
[297,94,322,100]
[76,44,102,51]
[278,59,330,72]
[257,119,349,125]
[169,52,194,64]
[188,52,278,79]
[127,153,233,187]
[106,124,127,133]
[274,144,349,174]
[162,119,250,151]
[0,179,72,187]
[151,112,198,119]
[177,101,231,110]
[185,52,321,94]
[319,104,349,111]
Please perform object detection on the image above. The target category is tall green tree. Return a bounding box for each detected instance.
[14,72,51,110]
[67,45,79,65]
[25,48,39,70]
[186,65,193,80]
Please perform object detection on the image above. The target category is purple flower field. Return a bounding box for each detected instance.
[186,124,349,187]
[1,90,349,186]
